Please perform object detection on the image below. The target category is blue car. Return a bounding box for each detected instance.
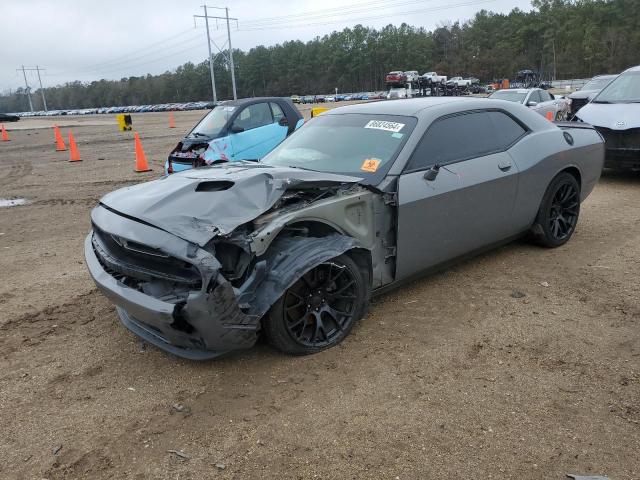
[166,97,304,174]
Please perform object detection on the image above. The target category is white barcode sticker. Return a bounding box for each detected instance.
[364,120,405,133]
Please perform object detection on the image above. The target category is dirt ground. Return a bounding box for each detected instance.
[0,106,638,480]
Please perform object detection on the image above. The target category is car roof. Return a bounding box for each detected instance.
[493,88,532,94]
[324,97,495,117]
[224,97,287,107]
[622,65,640,73]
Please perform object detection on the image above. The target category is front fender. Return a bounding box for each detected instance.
[244,234,366,318]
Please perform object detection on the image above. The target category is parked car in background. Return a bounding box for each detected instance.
[573,65,640,171]
[290,95,301,104]
[325,95,336,102]
[86,97,603,359]
[301,95,315,104]
[0,113,20,122]
[421,72,447,84]
[568,74,617,118]
[404,71,419,83]
[386,71,407,86]
[166,97,304,174]
[489,88,570,120]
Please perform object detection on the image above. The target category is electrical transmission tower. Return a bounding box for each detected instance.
[194,5,239,102]
[17,65,48,112]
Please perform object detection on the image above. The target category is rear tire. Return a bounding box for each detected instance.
[263,254,370,355]
[530,172,581,248]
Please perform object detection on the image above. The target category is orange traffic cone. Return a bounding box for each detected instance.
[68,132,81,162]
[546,111,554,122]
[133,132,152,172]
[168,111,176,129]
[1,124,9,142]
[54,125,66,151]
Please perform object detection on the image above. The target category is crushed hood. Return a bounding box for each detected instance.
[576,103,640,130]
[99,163,361,246]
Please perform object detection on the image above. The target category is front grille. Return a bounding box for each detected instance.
[595,127,640,151]
[92,227,202,289]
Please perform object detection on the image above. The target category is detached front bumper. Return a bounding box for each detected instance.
[84,206,258,360]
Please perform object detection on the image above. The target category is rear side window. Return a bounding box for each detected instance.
[406,112,496,171]
[406,110,526,171]
[270,102,285,122]
[486,111,527,149]
[234,103,273,130]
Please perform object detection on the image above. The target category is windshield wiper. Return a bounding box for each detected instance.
[189,132,209,138]
[591,100,612,104]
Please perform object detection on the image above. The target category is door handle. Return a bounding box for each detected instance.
[498,159,512,171]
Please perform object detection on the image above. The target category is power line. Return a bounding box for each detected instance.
[238,0,498,31]
[240,0,439,27]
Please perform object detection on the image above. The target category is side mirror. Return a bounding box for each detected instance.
[230,124,245,133]
[527,101,538,107]
[423,165,440,181]
[278,117,289,127]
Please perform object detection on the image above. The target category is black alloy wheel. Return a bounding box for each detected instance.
[548,181,579,241]
[264,254,369,355]
[530,172,581,248]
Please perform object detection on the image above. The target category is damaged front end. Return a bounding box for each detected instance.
[85,165,385,359]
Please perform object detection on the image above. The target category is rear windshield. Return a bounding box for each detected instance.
[261,113,416,180]
[489,90,528,103]
[593,71,640,103]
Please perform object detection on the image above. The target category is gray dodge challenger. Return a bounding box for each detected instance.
[85,97,604,359]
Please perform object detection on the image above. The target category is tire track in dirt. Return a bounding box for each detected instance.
[0,160,33,189]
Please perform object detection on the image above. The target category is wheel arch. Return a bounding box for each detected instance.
[560,165,582,188]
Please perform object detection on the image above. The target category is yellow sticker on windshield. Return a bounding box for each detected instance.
[361,158,381,172]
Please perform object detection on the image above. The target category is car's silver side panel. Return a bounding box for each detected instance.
[507,128,604,232]
[395,151,519,280]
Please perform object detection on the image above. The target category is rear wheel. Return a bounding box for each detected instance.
[263,254,369,355]
[530,172,581,248]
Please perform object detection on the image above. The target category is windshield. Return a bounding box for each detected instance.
[261,113,416,179]
[593,71,640,103]
[190,105,236,137]
[489,90,527,103]
[581,76,615,91]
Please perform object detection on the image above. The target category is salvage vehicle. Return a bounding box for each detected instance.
[567,74,617,118]
[421,72,447,84]
[86,97,604,360]
[489,88,570,120]
[573,65,640,170]
[404,71,420,83]
[166,97,303,174]
[386,71,407,87]
[447,77,474,88]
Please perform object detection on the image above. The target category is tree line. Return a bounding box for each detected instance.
[1,0,638,112]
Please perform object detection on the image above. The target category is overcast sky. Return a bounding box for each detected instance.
[1,0,532,93]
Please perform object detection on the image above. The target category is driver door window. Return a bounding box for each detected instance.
[234,103,273,131]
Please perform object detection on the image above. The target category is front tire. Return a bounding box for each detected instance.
[263,254,370,355]
[530,172,581,248]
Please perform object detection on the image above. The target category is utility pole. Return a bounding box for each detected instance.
[19,65,34,112]
[225,7,237,100]
[194,6,238,101]
[194,5,217,103]
[35,66,48,112]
